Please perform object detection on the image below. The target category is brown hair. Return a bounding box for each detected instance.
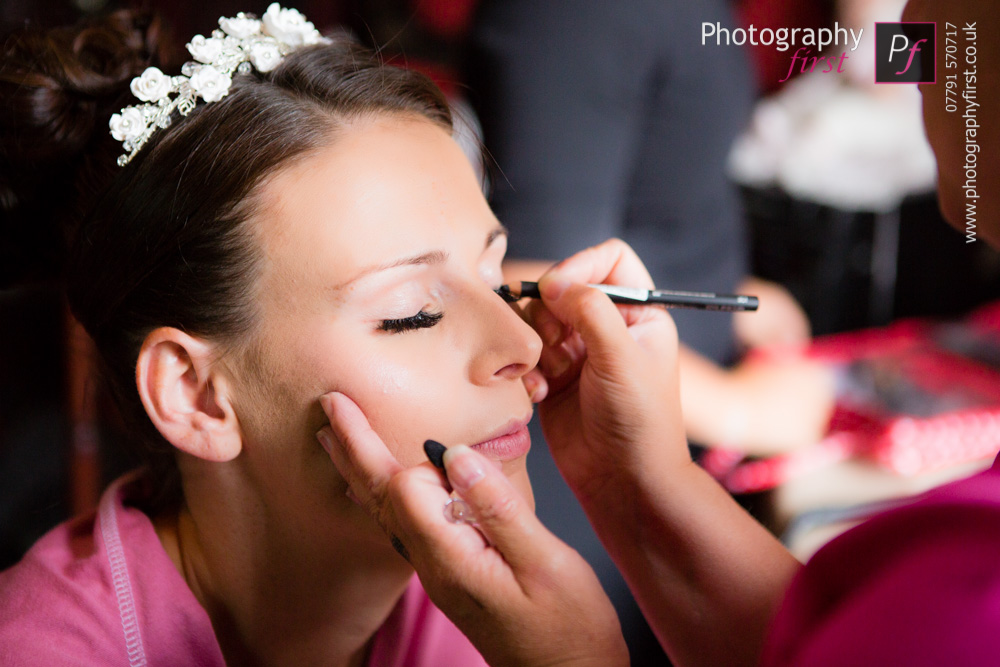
[1,10,452,509]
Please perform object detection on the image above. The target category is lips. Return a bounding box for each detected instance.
[469,414,532,461]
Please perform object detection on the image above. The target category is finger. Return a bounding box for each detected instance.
[382,465,478,563]
[442,445,568,576]
[540,240,665,331]
[534,279,638,370]
[523,298,568,349]
[385,467,495,568]
[549,238,655,289]
[537,342,574,381]
[523,297,577,385]
[522,368,549,403]
[318,392,405,507]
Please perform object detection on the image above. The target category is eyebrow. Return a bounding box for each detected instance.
[330,224,508,293]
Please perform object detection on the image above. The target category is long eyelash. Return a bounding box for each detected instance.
[379,310,444,334]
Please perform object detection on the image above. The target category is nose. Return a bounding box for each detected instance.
[468,287,542,386]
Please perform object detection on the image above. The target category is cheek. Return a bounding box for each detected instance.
[333,345,464,467]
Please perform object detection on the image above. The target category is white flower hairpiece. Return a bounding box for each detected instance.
[109,3,324,166]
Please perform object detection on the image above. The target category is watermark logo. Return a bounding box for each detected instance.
[875,22,936,84]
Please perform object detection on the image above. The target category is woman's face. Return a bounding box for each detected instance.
[232,114,542,518]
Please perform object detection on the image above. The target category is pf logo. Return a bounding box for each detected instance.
[875,22,936,83]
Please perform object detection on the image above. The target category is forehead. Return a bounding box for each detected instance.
[252,114,494,286]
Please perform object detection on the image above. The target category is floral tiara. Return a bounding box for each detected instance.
[109,3,324,166]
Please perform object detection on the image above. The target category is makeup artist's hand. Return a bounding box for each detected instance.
[524,239,690,507]
[317,392,628,667]
[523,241,802,667]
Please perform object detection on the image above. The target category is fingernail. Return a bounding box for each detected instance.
[540,276,570,302]
[524,374,541,401]
[345,487,361,506]
[527,378,548,403]
[540,319,562,347]
[423,439,446,469]
[552,352,571,378]
[316,429,333,455]
[319,392,336,416]
[541,350,571,379]
[442,445,486,491]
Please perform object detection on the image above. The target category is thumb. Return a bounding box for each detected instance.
[443,445,566,576]
[536,274,637,366]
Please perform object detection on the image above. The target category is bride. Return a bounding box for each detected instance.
[0,6,559,665]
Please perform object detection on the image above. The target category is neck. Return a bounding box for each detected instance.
[156,460,413,667]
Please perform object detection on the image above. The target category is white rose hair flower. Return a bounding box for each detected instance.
[129,67,172,103]
[187,35,224,64]
[250,42,283,72]
[109,107,147,142]
[219,15,261,39]
[109,5,327,166]
[189,66,232,103]
[262,3,319,46]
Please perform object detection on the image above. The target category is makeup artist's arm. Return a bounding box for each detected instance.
[506,259,834,454]
[317,393,628,667]
[528,240,801,667]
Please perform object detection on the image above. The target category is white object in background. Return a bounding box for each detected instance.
[729,72,936,212]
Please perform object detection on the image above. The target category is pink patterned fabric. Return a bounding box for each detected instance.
[0,475,486,667]
[763,452,1000,665]
[704,304,1000,494]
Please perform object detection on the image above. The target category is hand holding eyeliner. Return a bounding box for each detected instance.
[497,281,758,312]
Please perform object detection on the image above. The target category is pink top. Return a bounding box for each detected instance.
[763,452,1000,665]
[0,475,486,667]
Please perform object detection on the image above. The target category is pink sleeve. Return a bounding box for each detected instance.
[763,465,1000,666]
[0,477,225,667]
[0,518,125,666]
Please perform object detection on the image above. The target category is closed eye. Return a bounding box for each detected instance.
[378,310,444,334]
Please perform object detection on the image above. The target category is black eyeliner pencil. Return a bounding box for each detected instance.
[499,281,758,312]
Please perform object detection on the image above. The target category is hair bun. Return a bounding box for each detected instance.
[0,10,163,286]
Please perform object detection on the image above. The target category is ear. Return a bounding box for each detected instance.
[136,327,242,462]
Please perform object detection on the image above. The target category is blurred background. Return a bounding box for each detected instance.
[3,0,999,664]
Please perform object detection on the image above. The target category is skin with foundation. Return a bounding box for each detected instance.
[141,114,541,666]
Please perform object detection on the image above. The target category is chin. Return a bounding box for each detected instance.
[506,463,535,512]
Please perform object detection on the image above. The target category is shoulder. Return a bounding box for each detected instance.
[764,463,1000,666]
[0,474,224,666]
[0,513,123,666]
[369,576,488,667]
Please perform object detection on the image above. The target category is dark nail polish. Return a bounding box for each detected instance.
[423,439,446,469]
